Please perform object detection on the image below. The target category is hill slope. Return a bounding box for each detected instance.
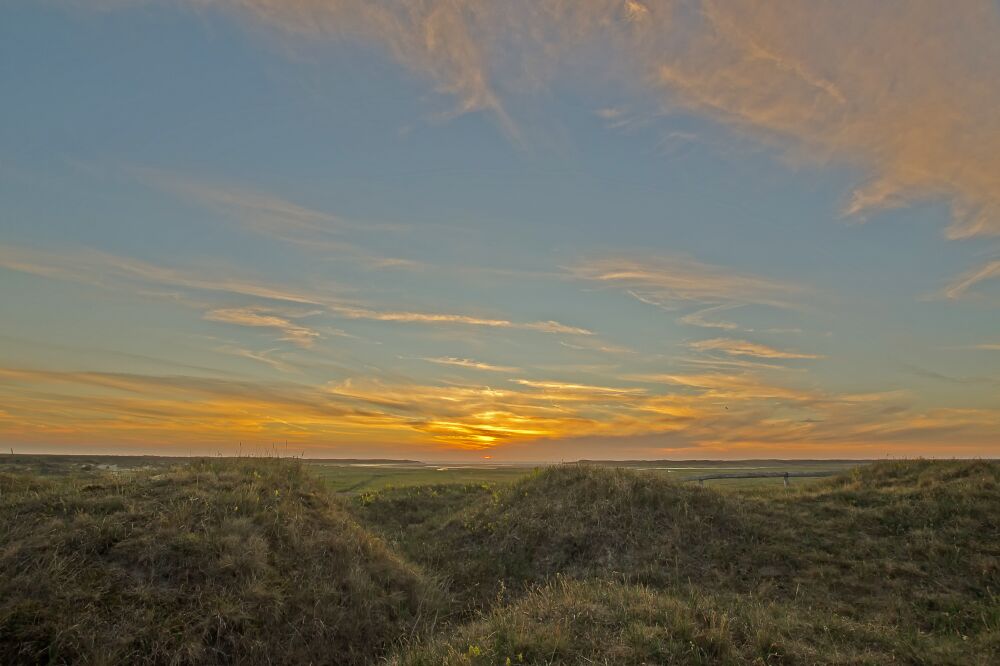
[0,459,443,665]
[1,459,996,664]
[357,460,1000,662]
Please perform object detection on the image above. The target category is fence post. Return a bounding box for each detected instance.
[783,472,789,488]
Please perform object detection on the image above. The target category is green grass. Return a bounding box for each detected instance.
[1,457,997,664]
[306,463,535,494]
[1,455,864,491]
[586,460,865,488]
[306,460,864,493]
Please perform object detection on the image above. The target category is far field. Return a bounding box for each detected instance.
[1,454,866,492]
[284,459,865,492]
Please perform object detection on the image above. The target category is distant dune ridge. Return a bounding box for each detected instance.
[2,459,998,664]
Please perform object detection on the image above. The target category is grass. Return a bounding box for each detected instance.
[1,457,997,664]
[306,460,864,492]
[394,578,936,665]
[0,459,444,665]
[357,461,1000,663]
[307,463,534,494]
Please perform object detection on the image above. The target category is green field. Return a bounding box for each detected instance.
[304,459,865,493]
[306,462,537,493]
[0,455,867,493]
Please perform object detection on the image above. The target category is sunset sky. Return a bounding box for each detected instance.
[1,1,998,460]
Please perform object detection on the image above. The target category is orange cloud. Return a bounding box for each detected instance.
[511,379,645,396]
[569,255,799,308]
[420,357,520,373]
[0,243,589,337]
[687,338,821,360]
[679,304,744,331]
[159,1,1000,240]
[5,361,996,457]
[204,307,321,348]
[327,304,591,335]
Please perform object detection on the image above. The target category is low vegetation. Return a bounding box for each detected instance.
[396,578,931,665]
[1,458,997,664]
[0,460,444,665]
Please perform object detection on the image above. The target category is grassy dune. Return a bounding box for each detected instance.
[0,460,444,665]
[359,460,1000,662]
[1,458,997,664]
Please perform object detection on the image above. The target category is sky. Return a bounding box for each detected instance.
[1,1,998,461]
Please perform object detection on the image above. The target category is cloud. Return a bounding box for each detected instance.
[420,357,520,373]
[157,1,1000,239]
[3,362,998,456]
[215,346,298,374]
[898,362,996,386]
[659,1,1000,239]
[687,338,821,360]
[510,379,646,397]
[0,366,424,451]
[0,243,589,337]
[0,243,328,306]
[204,307,321,348]
[136,167,353,233]
[569,255,799,308]
[558,339,635,355]
[131,167,420,269]
[197,0,516,134]
[595,107,626,120]
[327,304,592,335]
[626,372,812,402]
[679,304,744,330]
[940,259,1000,300]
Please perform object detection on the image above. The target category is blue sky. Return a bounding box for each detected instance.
[1,1,998,459]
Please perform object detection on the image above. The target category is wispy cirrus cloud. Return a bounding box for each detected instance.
[569,255,799,309]
[626,372,811,402]
[510,379,645,397]
[940,259,1000,300]
[0,243,329,306]
[678,304,744,331]
[129,167,422,269]
[420,357,519,373]
[0,243,590,338]
[687,338,821,360]
[155,0,1000,240]
[204,307,321,348]
[196,0,517,135]
[215,346,298,374]
[327,304,591,335]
